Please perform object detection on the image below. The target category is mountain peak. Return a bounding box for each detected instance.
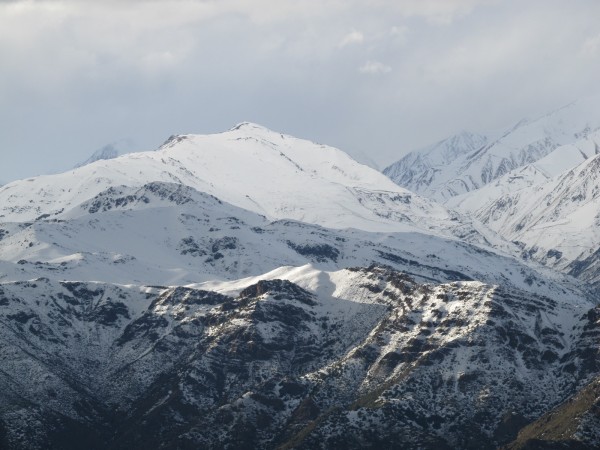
[229,121,272,133]
[227,122,282,139]
[74,139,134,169]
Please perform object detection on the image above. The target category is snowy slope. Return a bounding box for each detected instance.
[0,122,510,252]
[463,153,600,285]
[0,122,590,300]
[384,96,600,202]
[382,130,488,198]
[0,181,579,300]
[447,130,600,213]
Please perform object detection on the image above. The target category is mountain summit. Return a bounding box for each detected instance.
[74,139,135,169]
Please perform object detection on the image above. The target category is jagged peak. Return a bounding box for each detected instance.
[159,134,190,150]
[74,139,134,169]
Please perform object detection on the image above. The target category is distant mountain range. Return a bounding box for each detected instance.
[385,95,600,295]
[384,96,600,202]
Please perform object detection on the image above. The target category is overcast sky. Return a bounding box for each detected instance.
[1,0,599,183]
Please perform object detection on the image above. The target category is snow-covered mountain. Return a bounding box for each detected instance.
[74,139,135,169]
[447,129,600,213]
[0,123,579,294]
[383,130,488,199]
[456,152,600,287]
[0,122,510,253]
[1,122,599,449]
[0,180,580,300]
[384,96,600,202]
[0,266,597,449]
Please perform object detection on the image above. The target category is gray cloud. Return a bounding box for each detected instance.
[0,0,599,181]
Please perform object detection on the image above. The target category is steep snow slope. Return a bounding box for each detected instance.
[0,123,503,250]
[0,266,597,449]
[447,130,600,213]
[384,96,600,202]
[464,153,600,286]
[382,130,488,196]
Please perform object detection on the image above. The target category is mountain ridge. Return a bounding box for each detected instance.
[0,122,514,256]
[384,96,600,202]
[446,129,600,214]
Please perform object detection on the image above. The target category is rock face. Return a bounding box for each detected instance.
[0,266,598,449]
[503,376,600,450]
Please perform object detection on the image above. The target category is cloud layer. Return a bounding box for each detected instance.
[1,0,599,180]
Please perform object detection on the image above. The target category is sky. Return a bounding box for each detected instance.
[1,0,600,183]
